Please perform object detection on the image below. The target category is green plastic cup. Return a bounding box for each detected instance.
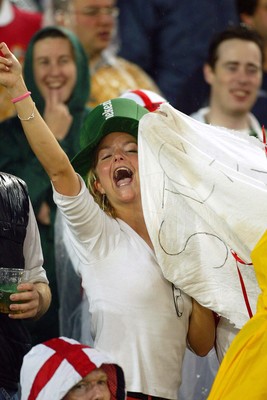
[0,268,28,313]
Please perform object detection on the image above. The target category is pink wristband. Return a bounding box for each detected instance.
[11,91,31,104]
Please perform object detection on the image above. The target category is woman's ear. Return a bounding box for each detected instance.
[94,179,105,195]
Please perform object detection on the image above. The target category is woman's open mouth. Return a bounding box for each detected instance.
[114,167,133,187]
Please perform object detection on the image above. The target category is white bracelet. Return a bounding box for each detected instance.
[17,102,35,121]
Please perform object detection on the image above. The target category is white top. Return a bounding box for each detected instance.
[53,178,192,400]
[191,106,263,140]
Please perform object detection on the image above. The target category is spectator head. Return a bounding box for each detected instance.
[206,25,264,69]
[20,337,126,400]
[23,26,89,116]
[203,25,263,117]
[52,0,119,59]
[71,98,148,215]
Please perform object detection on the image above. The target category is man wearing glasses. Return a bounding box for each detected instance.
[49,0,161,108]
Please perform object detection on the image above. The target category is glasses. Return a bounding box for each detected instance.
[73,6,119,18]
[172,284,184,318]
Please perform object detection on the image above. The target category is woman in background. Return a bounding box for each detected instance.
[0,26,90,344]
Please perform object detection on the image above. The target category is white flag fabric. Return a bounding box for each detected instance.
[138,103,267,329]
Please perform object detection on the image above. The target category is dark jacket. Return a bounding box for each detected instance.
[0,173,31,391]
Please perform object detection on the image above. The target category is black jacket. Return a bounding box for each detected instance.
[0,173,32,390]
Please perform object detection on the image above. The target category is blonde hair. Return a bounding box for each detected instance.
[87,169,116,218]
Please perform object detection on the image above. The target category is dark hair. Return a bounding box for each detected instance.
[31,27,76,63]
[236,0,258,16]
[33,27,68,42]
[206,25,264,69]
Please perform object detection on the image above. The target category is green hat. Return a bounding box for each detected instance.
[71,98,149,178]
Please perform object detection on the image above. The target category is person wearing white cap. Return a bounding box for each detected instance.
[20,336,126,400]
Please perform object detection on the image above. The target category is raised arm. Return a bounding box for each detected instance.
[0,42,80,196]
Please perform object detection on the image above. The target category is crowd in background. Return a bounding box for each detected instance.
[0,0,266,399]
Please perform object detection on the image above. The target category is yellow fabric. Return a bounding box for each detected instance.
[208,230,267,399]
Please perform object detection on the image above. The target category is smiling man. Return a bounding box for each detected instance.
[191,25,264,138]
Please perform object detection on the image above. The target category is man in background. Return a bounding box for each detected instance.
[46,0,161,108]
[191,25,263,140]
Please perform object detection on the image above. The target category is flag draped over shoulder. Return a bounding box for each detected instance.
[138,103,267,329]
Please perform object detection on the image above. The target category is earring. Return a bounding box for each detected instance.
[102,194,106,211]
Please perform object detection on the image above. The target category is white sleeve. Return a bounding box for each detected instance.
[23,199,49,283]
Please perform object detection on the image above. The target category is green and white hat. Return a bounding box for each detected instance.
[71,98,149,178]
